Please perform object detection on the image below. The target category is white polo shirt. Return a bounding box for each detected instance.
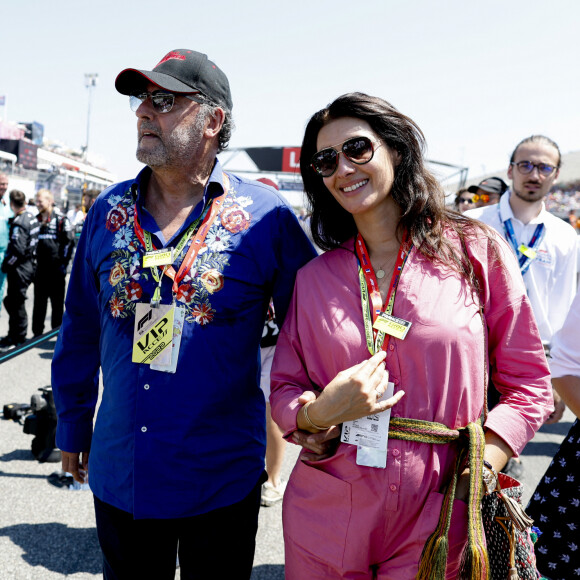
[466,191,578,345]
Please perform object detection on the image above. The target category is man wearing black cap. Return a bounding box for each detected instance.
[51,49,316,579]
[467,176,508,208]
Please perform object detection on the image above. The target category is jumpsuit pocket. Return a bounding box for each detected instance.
[283,459,352,569]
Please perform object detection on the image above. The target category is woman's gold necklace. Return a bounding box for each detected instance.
[374,253,397,280]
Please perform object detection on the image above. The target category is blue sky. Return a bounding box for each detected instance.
[2,0,579,185]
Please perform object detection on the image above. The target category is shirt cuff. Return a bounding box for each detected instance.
[485,403,544,457]
[56,419,93,453]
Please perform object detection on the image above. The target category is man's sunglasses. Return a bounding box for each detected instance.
[511,161,558,176]
[472,193,490,203]
[311,136,381,178]
[129,91,203,114]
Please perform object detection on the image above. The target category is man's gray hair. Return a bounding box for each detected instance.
[195,96,234,153]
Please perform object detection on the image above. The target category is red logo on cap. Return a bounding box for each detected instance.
[156,51,186,67]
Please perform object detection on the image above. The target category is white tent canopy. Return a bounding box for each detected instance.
[0,150,17,167]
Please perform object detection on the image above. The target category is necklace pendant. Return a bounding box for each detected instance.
[376,269,385,279]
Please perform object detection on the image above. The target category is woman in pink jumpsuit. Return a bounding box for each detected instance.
[269,93,552,579]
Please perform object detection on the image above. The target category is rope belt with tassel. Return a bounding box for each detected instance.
[388,417,488,580]
[389,417,534,579]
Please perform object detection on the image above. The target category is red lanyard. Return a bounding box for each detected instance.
[355,233,409,353]
[133,175,229,296]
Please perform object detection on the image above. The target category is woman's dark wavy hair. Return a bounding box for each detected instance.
[300,92,493,283]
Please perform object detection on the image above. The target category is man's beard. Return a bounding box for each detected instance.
[512,184,545,204]
[136,110,207,168]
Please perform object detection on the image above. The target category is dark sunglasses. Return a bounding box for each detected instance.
[129,91,203,114]
[458,197,474,204]
[311,136,380,177]
[511,161,557,176]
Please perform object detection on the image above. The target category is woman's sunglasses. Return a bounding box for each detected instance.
[311,136,380,178]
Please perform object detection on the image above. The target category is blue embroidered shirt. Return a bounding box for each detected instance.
[52,162,316,518]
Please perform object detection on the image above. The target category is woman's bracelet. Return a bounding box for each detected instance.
[302,401,328,431]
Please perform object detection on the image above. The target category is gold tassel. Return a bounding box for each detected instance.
[500,493,534,532]
[416,534,449,579]
[458,540,487,580]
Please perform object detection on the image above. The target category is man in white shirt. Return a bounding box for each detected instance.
[466,135,577,428]
[467,135,577,344]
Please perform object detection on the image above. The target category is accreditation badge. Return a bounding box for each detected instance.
[132,303,175,365]
[143,248,175,268]
[373,312,412,340]
[518,244,537,260]
[341,381,395,469]
[150,306,185,374]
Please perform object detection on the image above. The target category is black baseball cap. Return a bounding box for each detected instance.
[115,49,233,111]
[467,177,508,196]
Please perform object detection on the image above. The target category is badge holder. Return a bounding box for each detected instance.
[132,302,175,365]
[151,299,185,374]
[341,381,395,468]
[131,252,183,372]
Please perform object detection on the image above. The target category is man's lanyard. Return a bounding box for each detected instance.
[355,233,410,355]
[498,205,545,276]
[133,174,230,303]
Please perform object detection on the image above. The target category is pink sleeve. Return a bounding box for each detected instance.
[269,275,317,439]
[470,232,553,455]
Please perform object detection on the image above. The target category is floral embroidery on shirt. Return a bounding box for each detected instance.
[106,205,130,233]
[105,181,250,325]
[200,269,224,294]
[220,204,250,234]
[191,301,214,325]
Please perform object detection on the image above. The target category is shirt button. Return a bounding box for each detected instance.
[141,426,147,433]
[389,484,397,492]
[144,384,150,390]
[389,344,395,351]
[393,413,400,418]
[392,449,400,457]
[393,378,399,385]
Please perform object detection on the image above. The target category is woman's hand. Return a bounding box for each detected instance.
[299,351,405,431]
[292,391,341,461]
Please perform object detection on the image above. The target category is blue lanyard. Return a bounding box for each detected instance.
[498,205,545,276]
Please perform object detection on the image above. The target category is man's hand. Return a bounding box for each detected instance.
[544,386,566,424]
[61,450,89,484]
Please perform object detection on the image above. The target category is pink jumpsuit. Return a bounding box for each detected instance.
[270,232,552,579]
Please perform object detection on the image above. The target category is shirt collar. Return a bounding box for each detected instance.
[501,189,547,226]
[133,160,226,207]
[132,159,227,244]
